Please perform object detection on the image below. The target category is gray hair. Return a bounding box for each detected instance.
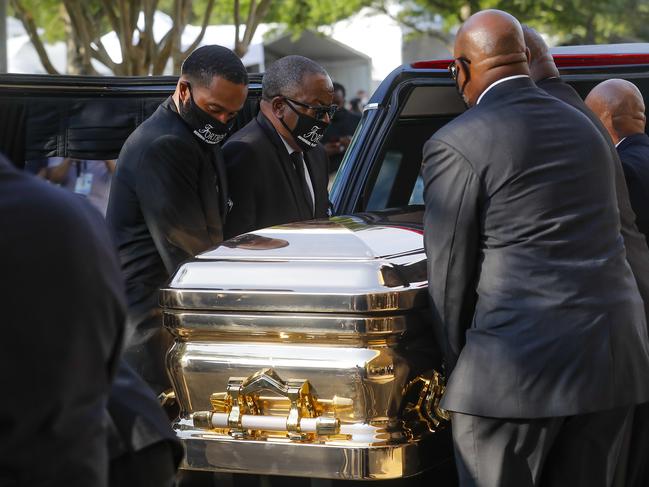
[262,55,329,100]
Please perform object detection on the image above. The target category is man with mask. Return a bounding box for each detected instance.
[223,55,333,239]
[423,10,649,486]
[106,45,248,395]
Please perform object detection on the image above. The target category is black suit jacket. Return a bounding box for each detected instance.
[422,77,649,418]
[223,112,329,239]
[0,155,125,486]
[106,96,227,392]
[538,77,649,325]
[618,133,649,245]
[107,360,182,486]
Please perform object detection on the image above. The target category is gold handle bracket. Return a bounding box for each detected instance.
[402,369,450,431]
[193,368,348,442]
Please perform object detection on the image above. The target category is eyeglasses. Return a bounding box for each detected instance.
[448,57,471,80]
[283,97,338,121]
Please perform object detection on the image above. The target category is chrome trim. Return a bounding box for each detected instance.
[163,311,411,342]
[161,287,426,313]
[363,102,380,111]
[177,420,444,479]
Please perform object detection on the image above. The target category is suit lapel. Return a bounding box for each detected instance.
[256,113,312,220]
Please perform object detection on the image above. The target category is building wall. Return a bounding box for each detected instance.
[263,47,372,97]
[402,34,453,65]
[319,59,372,99]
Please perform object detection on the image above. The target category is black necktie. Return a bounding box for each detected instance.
[290,152,314,217]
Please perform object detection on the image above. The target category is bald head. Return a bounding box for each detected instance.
[522,25,559,81]
[585,79,646,145]
[453,10,530,106]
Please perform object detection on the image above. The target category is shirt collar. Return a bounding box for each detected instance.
[616,137,627,148]
[279,132,300,155]
[476,75,530,105]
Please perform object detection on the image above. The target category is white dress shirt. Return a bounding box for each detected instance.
[279,134,315,214]
[476,75,530,105]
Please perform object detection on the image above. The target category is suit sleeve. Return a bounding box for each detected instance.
[136,134,214,275]
[422,138,480,373]
[223,140,258,239]
[621,158,649,241]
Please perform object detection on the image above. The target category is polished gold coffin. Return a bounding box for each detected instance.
[161,215,449,480]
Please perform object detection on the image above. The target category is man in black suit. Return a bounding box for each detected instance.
[0,152,124,486]
[422,10,649,486]
[107,46,248,394]
[223,55,333,239]
[108,361,183,487]
[586,79,649,245]
[524,25,649,327]
[582,79,649,487]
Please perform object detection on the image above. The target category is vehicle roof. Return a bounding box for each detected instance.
[410,45,649,70]
[550,43,649,54]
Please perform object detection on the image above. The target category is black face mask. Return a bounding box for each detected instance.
[179,84,234,145]
[279,101,329,152]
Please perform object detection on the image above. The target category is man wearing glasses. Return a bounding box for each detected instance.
[223,55,334,238]
[423,9,649,486]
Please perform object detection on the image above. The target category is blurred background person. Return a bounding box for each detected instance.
[349,97,363,116]
[25,156,116,216]
[322,82,361,175]
[585,79,649,487]
[586,79,649,245]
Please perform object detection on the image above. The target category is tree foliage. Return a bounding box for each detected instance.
[9,0,373,75]
[378,0,649,45]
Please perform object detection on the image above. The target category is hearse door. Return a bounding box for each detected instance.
[329,72,466,218]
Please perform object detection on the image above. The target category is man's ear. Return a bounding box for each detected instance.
[178,80,190,103]
[525,47,531,65]
[271,97,285,118]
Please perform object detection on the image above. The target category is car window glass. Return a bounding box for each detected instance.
[360,84,465,213]
[409,175,424,205]
[366,150,403,210]
[362,115,457,212]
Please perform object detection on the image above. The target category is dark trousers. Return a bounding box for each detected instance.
[109,441,177,487]
[621,401,649,487]
[451,406,633,487]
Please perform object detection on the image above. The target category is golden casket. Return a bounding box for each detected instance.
[161,215,450,480]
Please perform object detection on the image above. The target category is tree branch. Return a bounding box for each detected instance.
[100,0,121,38]
[183,0,215,56]
[91,39,118,73]
[237,0,271,57]
[142,0,160,72]
[63,0,100,74]
[234,0,241,49]
[153,27,175,74]
[118,0,134,74]
[10,0,60,74]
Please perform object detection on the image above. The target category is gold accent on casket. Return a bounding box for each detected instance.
[192,368,348,441]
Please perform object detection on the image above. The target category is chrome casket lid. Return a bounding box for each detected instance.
[160,215,428,313]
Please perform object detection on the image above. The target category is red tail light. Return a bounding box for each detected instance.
[411,53,649,70]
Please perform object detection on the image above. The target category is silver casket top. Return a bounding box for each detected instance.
[160,216,429,314]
